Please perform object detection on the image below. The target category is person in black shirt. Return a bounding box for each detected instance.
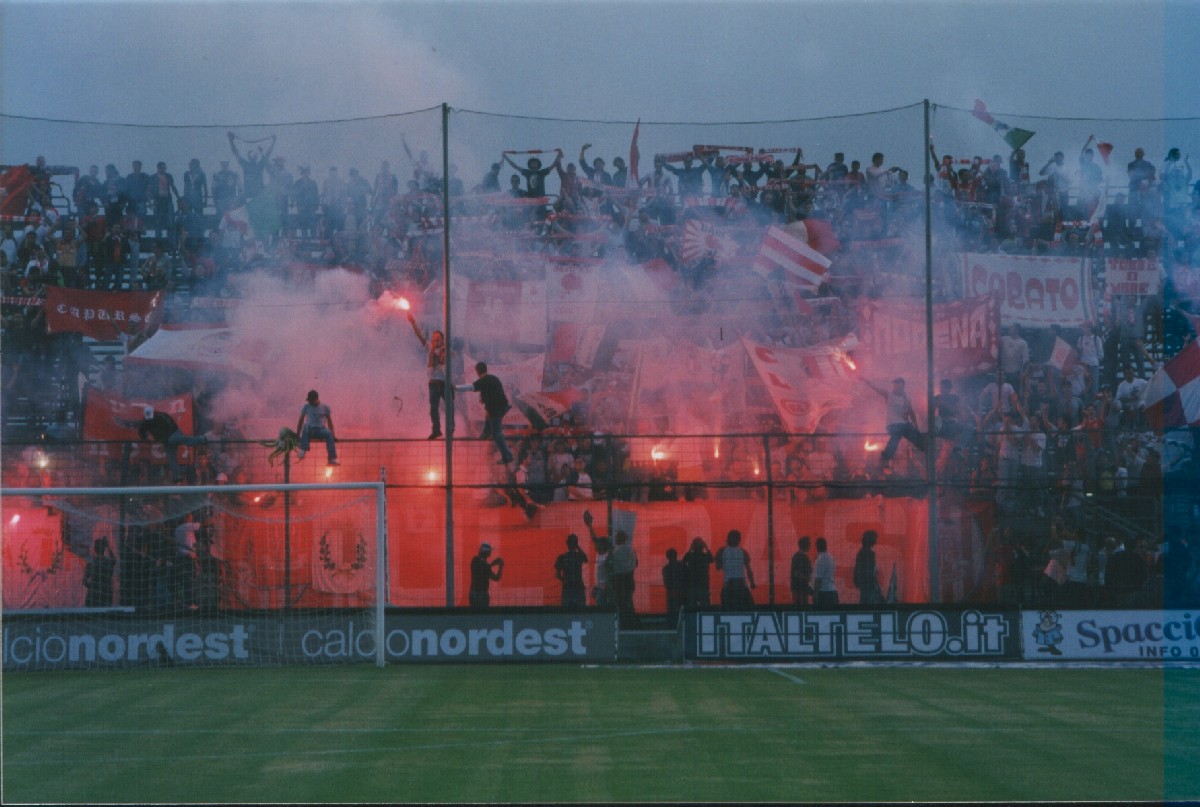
[662,548,688,623]
[138,405,209,482]
[456,362,514,464]
[470,542,503,609]
[555,533,589,609]
[682,536,714,608]
[790,536,813,607]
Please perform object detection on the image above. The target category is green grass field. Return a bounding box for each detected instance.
[3,664,1198,804]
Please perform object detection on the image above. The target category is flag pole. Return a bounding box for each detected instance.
[441,102,456,608]
[924,99,940,603]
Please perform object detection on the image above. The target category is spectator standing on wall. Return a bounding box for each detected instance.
[715,529,755,609]
[853,530,884,605]
[455,362,514,465]
[662,548,687,624]
[407,310,448,439]
[470,542,503,609]
[790,536,813,607]
[138,405,210,483]
[610,530,638,626]
[683,536,714,608]
[870,377,926,471]
[554,533,588,609]
[582,510,613,608]
[813,537,838,608]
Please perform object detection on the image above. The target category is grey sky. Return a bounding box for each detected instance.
[2,0,1197,126]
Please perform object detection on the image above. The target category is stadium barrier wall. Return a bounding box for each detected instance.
[1,610,617,671]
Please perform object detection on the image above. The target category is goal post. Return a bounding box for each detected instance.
[1,478,389,669]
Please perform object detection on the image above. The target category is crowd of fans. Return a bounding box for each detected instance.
[3,125,1199,611]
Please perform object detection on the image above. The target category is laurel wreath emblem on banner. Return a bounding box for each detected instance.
[318,531,368,578]
[19,547,64,583]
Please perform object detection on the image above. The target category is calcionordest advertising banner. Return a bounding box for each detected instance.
[2,611,617,671]
[960,252,1094,328]
[1022,610,1200,661]
[685,609,1019,661]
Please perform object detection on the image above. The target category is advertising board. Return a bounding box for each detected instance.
[1022,610,1200,661]
[685,608,1019,661]
[2,611,617,671]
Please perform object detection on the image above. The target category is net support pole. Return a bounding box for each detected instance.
[764,434,775,605]
[441,101,456,609]
[376,467,387,668]
[923,99,941,603]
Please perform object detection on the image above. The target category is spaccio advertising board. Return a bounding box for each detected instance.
[1022,610,1200,661]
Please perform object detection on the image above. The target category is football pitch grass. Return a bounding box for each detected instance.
[3,664,1198,804]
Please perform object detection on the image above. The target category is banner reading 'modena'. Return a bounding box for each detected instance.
[1022,610,1200,661]
[685,608,1020,661]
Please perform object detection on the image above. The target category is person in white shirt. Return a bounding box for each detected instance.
[813,537,838,608]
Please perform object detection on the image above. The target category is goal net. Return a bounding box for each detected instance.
[1,480,387,670]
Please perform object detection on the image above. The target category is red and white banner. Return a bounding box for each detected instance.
[44,287,163,340]
[856,295,998,379]
[741,336,857,433]
[753,225,831,289]
[961,253,1094,327]
[1105,257,1162,297]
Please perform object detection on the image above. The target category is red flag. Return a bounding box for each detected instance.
[628,119,641,189]
[0,165,34,216]
[44,287,164,340]
[1096,141,1114,165]
[971,99,996,126]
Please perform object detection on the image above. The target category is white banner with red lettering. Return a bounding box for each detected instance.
[741,336,858,433]
[857,295,998,379]
[960,253,1094,328]
[44,287,163,340]
[1104,257,1162,297]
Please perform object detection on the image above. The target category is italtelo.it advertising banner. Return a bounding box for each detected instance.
[685,609,1020,661]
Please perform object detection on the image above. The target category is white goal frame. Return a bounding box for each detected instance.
[1,479,389,667]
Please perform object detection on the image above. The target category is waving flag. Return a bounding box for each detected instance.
[628,119,641,188]
[972,100,1035,151]
[1046,336,1080,374]
[222,204,254,238]
[752,225,831,288]
[1142,340,1200,429]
